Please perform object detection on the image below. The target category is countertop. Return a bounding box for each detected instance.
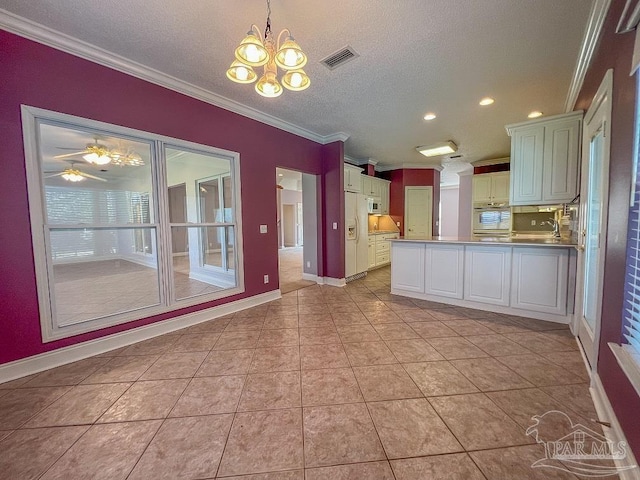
[390,236,579,248]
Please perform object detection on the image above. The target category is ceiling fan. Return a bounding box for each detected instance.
[54,139,144,167]
[45,162,107,183]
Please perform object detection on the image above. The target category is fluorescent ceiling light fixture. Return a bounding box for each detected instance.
[528,111,543,118]
[416,141,458,158]
[423,113,437,120]
[479,97,494,106]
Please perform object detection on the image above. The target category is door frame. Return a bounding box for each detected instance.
[574,68,613,370]
[404,186,433,238]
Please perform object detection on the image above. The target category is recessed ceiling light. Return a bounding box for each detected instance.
[416,141,458,158]
[278,173,284,177]
[528,111,543,118]
[423,113,437,121]
[479,97,495,106]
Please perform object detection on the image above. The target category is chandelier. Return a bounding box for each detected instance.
[226,0,310,97]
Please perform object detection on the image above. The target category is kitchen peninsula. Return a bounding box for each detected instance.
[390,236,578,323]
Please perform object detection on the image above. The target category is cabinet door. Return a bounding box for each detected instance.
[472,175,492,203]
[344,166,362,193]
[391,242,425,293]
[370,177,382,198]
[511,248,568,315]
[380,182,390,214]
[542,118,581,203]
[425,245,464,299]
[464,247,511,306]
[362,176,372,196]
[368,240,376,268]
[510,126,544,205]
[491,172,510,203]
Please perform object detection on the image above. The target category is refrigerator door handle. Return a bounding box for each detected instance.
[354,215,359,242]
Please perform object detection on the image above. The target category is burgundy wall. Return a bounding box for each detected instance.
[0,31,343,365]
[574,0,640,459]
[384,169,441,236]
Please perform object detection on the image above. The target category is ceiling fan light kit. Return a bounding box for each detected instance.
[226,0,310,97]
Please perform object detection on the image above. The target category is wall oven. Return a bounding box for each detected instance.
[472,207,511,236]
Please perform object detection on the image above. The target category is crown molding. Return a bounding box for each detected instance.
[0,9,348,145]
[564,0,612,112]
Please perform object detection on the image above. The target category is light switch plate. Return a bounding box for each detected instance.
[260,224,268,233]
[333,222,338,230]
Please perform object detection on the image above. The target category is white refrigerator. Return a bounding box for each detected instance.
[345,192,369,278]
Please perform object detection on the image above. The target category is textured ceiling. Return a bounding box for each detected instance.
[1,0,593,171]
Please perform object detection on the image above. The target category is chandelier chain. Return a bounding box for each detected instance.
[265,0,272,40]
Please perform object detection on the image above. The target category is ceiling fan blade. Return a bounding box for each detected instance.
[81,172,107,182]
[44,172,65,178]
[53,151,87,159]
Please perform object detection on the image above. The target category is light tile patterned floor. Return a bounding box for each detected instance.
[0,267,608,479]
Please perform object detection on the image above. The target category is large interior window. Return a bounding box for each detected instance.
[22,106,243,341]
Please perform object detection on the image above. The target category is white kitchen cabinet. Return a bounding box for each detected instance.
[379,180,390,214]
[506,111,582,206]
[464,246,511,306]
[369,232,399,268]
[425,244,464,299]
[361,175,381,197]
[472,172,510,205]
[362,175,372,197]
[344,164,363,193]
[511,248,568,315]
[368,236,376,269]
[391,242,425,293]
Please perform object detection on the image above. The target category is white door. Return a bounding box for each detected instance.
[576,69,612,369]
[405,186,433,238]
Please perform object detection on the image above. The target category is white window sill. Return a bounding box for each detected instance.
[609,342,640,398]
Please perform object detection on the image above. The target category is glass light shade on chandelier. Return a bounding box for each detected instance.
[61,169,84,182]
[83,152,111,165]
[226,0,309,96]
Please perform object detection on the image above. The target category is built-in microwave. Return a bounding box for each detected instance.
[472,207,511,235]
[367,197,381,214]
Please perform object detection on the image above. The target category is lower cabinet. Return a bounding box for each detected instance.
[390,241,573,322]
[369,233,399,269]
[368,237,376,269]
[390,242,425,292]
[511,248,568,315]
[464,247,511,306]
[425,244,464,299]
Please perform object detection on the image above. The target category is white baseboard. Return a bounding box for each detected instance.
[0,289,281,384]
[301,273,320,283]
[321,277,346,287]
[590,373,639,479]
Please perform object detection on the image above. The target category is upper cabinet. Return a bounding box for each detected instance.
[506,111,582,206]
[362,175,382,198]
[472,171,510,206]
[379,180,390,214]
[344,163,363,193]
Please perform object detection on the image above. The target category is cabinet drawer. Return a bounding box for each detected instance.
[376,240,390,253]
[368,236,375,245]
[376,252,390,265]
[382,233,399,241]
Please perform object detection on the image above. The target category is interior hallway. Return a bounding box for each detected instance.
[0,267,605,479]
[278,246,315,294]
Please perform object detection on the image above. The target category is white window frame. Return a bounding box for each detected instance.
[21,105,245,342]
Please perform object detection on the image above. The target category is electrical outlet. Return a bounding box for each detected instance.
[260,224,268,233]
[333,222,338,230]
[306,261,311,268]
[396,222,400,227]
[263,274,269,284]
[531,220,536,226]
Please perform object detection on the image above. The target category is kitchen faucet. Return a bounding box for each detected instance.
[543,218,561,238]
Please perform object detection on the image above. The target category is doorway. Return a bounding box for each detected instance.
[575,69,613,369]
[276,167,315,293]
[405,186,433,238]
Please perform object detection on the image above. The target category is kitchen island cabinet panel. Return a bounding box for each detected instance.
[425,244,464,299]
[390,242,425,293]
[464,247,511,306]
[511,248,568,315]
